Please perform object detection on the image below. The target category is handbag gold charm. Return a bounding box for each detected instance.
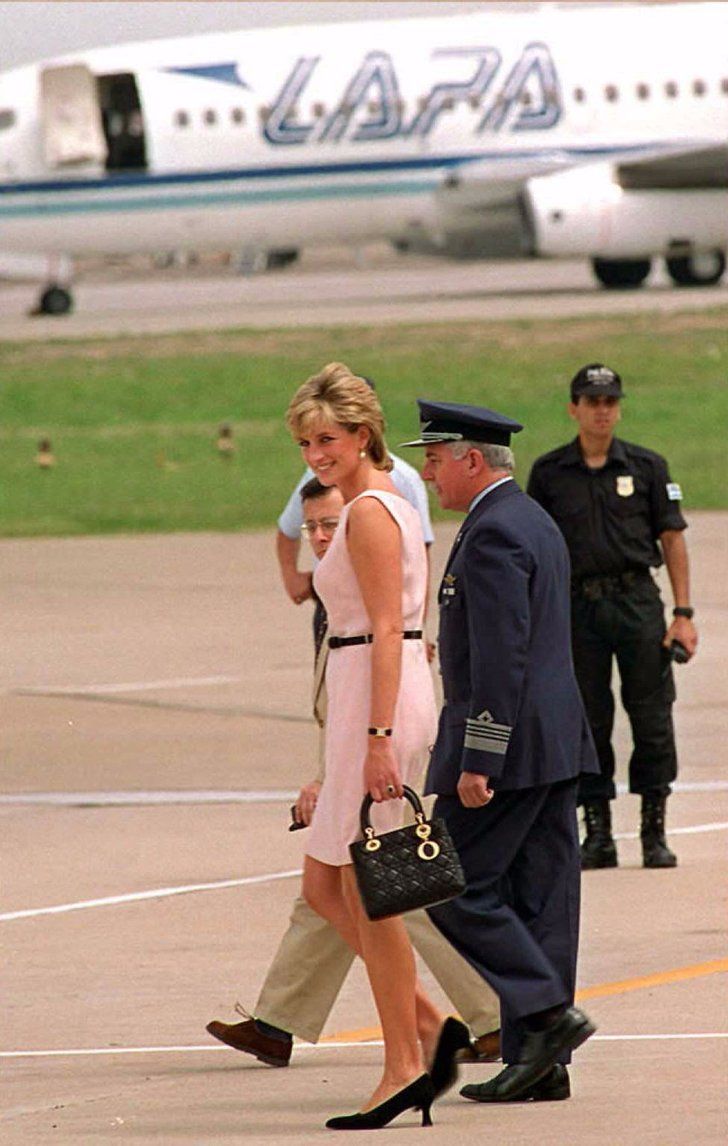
[415,815,440,860]
[364,827,381,852]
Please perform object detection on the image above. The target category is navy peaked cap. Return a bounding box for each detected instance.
[400,399,523,448]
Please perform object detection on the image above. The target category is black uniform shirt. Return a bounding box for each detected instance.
[527,437,687,579]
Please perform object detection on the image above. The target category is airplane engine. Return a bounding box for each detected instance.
[522,163,728,263]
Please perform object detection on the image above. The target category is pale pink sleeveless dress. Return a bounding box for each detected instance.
[307,489,437,867]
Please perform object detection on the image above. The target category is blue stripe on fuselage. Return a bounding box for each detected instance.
[0,142,665,199]
[0,178,437,217]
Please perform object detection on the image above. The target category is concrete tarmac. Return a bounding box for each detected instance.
[1,250,728,340]
[1,517,727,1143]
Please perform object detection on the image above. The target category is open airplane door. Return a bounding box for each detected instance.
[40,64,107,168]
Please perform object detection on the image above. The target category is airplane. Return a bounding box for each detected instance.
[0,1,727,314]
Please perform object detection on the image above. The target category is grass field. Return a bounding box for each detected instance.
[1,310,726,536]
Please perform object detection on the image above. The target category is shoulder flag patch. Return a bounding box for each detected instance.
[666,482,682,501]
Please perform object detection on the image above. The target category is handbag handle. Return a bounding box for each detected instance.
[358,784,425,837]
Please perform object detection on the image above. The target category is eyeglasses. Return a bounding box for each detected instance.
[301,517,340,538]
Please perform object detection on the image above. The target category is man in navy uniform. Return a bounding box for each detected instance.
[527,364,697,870]
[402,399,598,1104]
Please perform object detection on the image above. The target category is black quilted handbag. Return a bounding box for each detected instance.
[349,785,466,921]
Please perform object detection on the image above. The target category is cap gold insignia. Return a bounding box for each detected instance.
[616,475,634,497]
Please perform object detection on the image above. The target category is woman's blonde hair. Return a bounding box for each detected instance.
[286,362,392,471]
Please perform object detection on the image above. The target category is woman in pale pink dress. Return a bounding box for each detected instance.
[286,364,449,1130]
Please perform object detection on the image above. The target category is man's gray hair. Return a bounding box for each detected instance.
[448,439,515,474]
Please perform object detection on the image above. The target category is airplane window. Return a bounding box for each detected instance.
[520,91,532,106]
[417,95,428,112]
[259,106,270,122]
[231,107,245,125]
[0,109,16,130]
[469,95,480,110]
[313,102,326,117]
[605,85,619,102]
[722,78,728,95]
[636,83,650,100]
[174,110,190,128]
[665,81,678,98]
[367,101,381,115]
[573,87,586,103]
[692,79,707,96]
[203,109,217,126]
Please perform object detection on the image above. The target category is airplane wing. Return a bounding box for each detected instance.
[615,144,728,190]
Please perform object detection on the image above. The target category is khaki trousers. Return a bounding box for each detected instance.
[256,895,500,1044]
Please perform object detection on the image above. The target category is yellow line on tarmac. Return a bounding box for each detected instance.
[575,957,728,1001]
[320,958,728,1046]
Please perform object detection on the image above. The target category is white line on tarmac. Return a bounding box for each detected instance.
[2,1034,727,1059]
[0,790,298,807]
[1,781,726,807]
[2,820,727,924]
[15,675,241,695]
[0,869,302,923]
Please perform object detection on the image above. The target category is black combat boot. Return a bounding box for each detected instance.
[641,794,677,868]
[580,800,618,869]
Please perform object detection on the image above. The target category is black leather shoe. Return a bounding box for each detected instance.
[429,1016,471,1098]
[325,1074,434,1130]
[481,1007,595,1100]
[461,1064,570,1103]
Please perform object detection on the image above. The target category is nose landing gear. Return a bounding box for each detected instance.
[31,284,74,316]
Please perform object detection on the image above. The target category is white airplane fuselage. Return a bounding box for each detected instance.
[0,3,727,286]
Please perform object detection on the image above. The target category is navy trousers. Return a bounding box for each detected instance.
[428,778,581,1064]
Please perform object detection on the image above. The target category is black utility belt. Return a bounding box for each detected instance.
[572,569,652,601]
[328,629,423,649]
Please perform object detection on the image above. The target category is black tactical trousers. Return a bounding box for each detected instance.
[572,577,677,803]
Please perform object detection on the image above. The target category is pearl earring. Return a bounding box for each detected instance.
[359,449,367,459]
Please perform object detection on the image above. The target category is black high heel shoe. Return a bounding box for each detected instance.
[430,1016,472,1099]
[325,1073,434,1130]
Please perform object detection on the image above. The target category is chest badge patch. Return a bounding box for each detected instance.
[616,475,634,497]
[442,573,457,597]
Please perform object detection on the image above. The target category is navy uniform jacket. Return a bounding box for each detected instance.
[426,480,598,795]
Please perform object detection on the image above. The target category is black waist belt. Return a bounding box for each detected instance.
[573,569,651,601]
[328,629,423,649]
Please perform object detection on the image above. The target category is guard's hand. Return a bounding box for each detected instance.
[365,742,403,803]
[458,771,494,808]
[283,569,313,605]
[663,616,698,660]
[425,639,437,664]
[294,780,321,826]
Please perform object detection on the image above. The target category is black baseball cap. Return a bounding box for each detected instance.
[570,363,623,401]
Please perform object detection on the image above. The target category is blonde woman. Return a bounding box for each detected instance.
[286,364,453,1130]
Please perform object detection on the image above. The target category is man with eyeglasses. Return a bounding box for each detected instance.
[207,478,502,1072]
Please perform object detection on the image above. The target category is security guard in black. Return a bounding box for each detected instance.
[527,363,698,870]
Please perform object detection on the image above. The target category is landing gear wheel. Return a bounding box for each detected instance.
[665,250,726,287]
[36,285,74,316]
[591,257,652,289]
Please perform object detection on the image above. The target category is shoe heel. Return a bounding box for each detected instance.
[420,1102,433,1127]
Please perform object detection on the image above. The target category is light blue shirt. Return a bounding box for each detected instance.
[278,453,435,545]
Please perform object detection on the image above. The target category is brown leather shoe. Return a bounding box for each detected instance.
[205,1017,292,1067]
[460,1029,501,1063]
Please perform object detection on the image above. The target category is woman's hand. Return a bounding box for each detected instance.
[364,741,403,802]
[294,780,321,826]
